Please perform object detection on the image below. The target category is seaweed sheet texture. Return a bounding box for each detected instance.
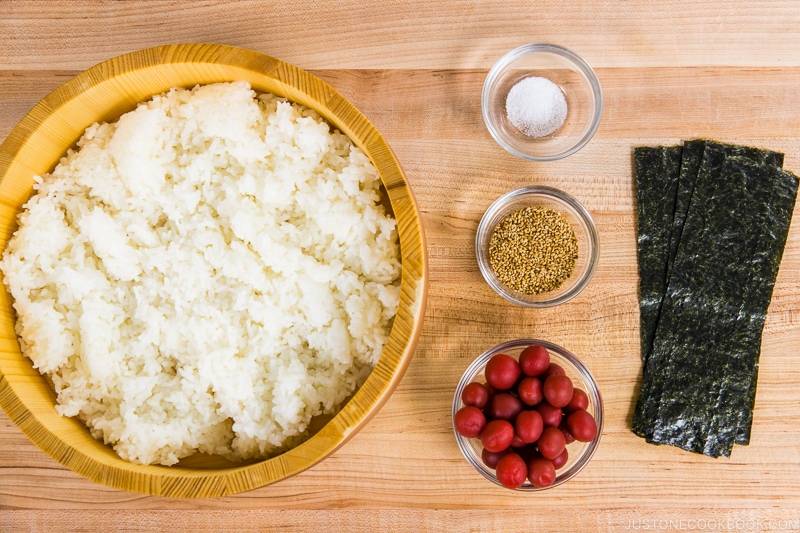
[632,141,797,457]
[632,141,698,441]
[665,140,705,284]
[634,146,682,363]
[634,142,784,444]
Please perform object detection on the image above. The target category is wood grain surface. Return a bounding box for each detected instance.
[3,0,800,530]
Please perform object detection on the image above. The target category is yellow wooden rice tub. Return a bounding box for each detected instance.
[0,44,427,498]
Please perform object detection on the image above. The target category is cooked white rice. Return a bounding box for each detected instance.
[0,81,401,466]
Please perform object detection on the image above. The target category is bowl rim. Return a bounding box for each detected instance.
[0,44,428,498]
[452,338,604,491]
[481,42,604,161]
[475,185,600,308]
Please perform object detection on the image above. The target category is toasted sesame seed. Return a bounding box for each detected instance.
[488,206,578,295]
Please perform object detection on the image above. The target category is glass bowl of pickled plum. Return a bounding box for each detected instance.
[452,339,603,490]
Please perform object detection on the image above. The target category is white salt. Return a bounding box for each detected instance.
[505,76,568,138]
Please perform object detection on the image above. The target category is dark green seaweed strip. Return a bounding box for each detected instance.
[632,141,703,441]
[640,140,705,440]
[678,143,782,447]
[646,145,786,456]
[694,144,783,448]
[703,164,798,454]
[634,145,682,363]
[665,140,706,284]
[631,287,685,441]
[649,172,760,455]
[731,164,788,447]
[631,145,682,439]
[632,143,706,441]
[645,143,783,449]
[647,144,783,454]
[632,142,785,452]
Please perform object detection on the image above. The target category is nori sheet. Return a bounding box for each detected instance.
[665,140,706,284]
[651,156,795,456]
[632,141,791,456]
[632,142,783,449]
[703,162,798,453]
[632,141,700,440]
[634,146,682,364]
[665,143,784,450]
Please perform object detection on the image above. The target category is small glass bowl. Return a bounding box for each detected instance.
[452,339,603,491]
[476,186,599,308]
[482,43,603,161]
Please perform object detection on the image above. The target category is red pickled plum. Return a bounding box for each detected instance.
[519,345,550,377]
[541,363,566,380]
[538,427,566,460]
[543,375,574,408]
[462,382,490,409]
[515,410,544,444]
[489,393,523,421]
[481,448,509,469]
[481,419,515,452]
[535,402,563,427]
[566,410,598,442]
[551,448,569,469]
[496,453,528,489]
[558,421,576,444]
[454,406,486,438]
[527,457,556,488]
[517,377,543,406]
[564,388,589,414]
[485,353,521,390]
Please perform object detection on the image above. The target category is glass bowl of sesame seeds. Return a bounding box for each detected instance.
[482,43,603,161]
[475,186,599,307]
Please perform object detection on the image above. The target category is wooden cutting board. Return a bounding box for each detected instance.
[3,0,800,530]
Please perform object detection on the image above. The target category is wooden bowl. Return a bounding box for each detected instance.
[0,44,427,497]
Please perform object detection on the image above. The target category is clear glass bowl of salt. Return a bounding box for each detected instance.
[482,43,603,161]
